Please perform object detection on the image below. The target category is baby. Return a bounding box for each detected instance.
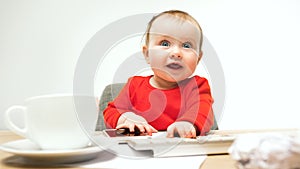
[103,10,214,138]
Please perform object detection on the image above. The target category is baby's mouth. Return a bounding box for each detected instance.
[166,63,183,70]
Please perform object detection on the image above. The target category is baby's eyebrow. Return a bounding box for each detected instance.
[151,34,172,38]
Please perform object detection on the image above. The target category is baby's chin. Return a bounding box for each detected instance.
[167,73,194,82]
[153,70,193,84]
[159,75,190,84]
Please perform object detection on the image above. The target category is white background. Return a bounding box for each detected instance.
[1,0,300,130]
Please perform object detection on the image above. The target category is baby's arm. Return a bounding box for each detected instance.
[175,77,214,137]
[166,77,214,138]
[116,112,157,136]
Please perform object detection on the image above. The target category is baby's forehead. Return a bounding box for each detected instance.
[150,14,200,31]
[149,14,201,43]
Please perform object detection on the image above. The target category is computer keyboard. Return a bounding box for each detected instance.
[122,132,236,157]
[95,129,300,157]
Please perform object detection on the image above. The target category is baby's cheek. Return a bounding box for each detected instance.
[186,59,198,72]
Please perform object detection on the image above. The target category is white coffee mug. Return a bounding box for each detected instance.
[4,94,98,150]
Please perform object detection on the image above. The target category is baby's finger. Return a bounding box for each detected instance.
[190,128,197,138]
[150,125,158,133]
[167,127,175,138]
[177,129,187,138]
[135,124,146,133]
[141,125,150,135]
[128,123,136,133]
[184,131,195,138]
[144,125,157,136]
[185,125,196,138]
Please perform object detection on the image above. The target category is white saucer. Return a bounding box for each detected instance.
[0,139,103,164]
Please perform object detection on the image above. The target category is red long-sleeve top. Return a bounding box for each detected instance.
[103,75,214,134]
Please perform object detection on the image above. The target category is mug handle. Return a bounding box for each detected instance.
[4,105,28,138]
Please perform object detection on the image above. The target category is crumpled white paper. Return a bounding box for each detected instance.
[228,132,300,169]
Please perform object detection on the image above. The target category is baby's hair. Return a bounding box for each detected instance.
[144,10,203,51]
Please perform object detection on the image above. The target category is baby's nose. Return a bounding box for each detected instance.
[170,46,182,59]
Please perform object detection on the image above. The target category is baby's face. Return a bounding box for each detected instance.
[144,15,202,83]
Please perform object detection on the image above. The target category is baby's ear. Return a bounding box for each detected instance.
[142,45,150,64]
[197,51,203,64]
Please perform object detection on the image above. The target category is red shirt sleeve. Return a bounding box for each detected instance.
[103,78,134,129]
[176,76,214,135]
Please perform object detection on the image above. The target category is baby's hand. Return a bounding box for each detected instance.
[167,121,196,138]
[116,112,157,136]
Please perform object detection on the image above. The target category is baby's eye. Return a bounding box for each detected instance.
[160,40,170,47]
[182,42,192,48]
